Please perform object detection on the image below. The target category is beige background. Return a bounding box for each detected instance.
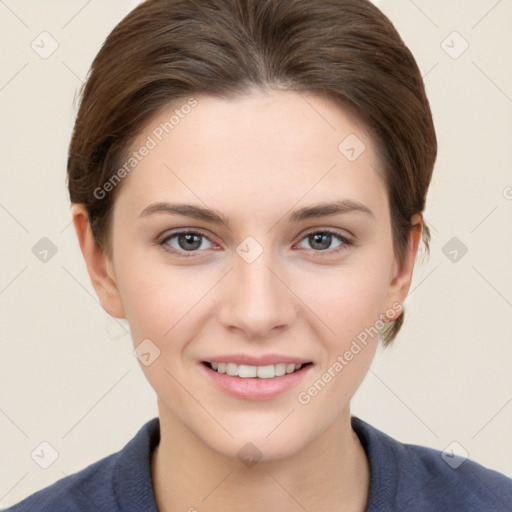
[1,0,511,508]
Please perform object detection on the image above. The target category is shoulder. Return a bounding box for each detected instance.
[397,440,512,511]
[4,418,160,512]
[351,416,512,512]
[3,453,119,512]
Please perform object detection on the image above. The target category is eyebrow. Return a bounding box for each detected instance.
[138,199,375,224]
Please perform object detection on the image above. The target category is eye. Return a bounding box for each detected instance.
[157,228,354,258]
[158,230,215,256]
[296,230,353,254]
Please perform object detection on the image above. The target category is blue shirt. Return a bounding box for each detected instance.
[5,416,512,511]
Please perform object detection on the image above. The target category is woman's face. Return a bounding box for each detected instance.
[81,90,419,460]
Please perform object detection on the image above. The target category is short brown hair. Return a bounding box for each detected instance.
[66,0,437,346]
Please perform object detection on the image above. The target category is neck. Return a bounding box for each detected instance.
[151,403,370,512]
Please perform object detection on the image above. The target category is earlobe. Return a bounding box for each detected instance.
[383,213,423,321]
[70,204,126,319]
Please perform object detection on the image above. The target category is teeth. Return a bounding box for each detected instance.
[257,365,275,379]
[226,363,238,376]
[208,361,306,378]
[239,365,258,378]
[275,363,286,376]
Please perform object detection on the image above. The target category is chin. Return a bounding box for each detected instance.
[197,420,313,463]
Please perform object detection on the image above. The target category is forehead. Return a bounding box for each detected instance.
[114,90,388,222]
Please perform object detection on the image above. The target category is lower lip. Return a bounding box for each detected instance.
[199,362,313,401]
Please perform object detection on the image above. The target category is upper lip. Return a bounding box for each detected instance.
[202,354,312,366]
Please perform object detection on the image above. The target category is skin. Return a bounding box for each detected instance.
[72,89,422,511]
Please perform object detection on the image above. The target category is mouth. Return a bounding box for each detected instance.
[199,359,314,400]
[202,361,313,379]
[198,352,315,400]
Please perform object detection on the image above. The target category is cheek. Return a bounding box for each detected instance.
[292,266,386,415]
[117,246,391,355]
[116,264,207,398]
[114,254,201,346]
[292,260,390,346]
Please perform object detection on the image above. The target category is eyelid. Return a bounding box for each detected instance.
[297,226,354,242]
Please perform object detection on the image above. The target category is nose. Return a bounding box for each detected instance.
[216,247,297,340]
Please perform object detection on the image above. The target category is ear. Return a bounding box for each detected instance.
[70,204,126,319]
[382,213,423,322]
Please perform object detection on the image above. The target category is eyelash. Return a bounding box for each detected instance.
[156,229,354,258]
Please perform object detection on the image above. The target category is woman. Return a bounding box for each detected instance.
[7,0,512,510]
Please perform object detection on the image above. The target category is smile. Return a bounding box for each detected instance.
[203,361,312,379]
[200,360,314,400]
